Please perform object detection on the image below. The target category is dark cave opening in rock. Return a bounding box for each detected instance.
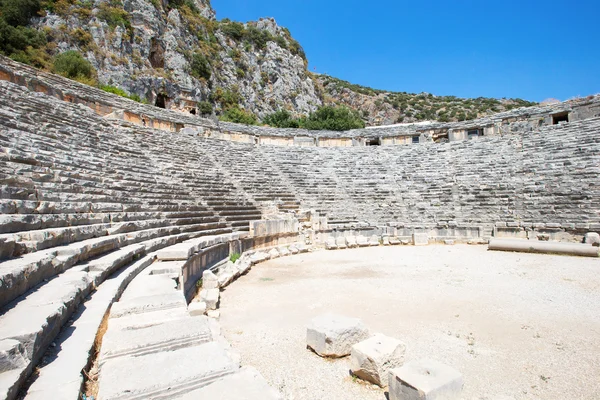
[155,93,167,109]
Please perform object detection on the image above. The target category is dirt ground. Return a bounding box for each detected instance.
[219,245,600,400]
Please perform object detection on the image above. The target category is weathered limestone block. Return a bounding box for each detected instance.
[200,288,219,310]
[288,245,299,254]
[268,248,280,259]
[236,260,251,275]
[444,240,455,245]
[335,237,348,249]
[326,238,338,250]
[188,301,207,317]
[306,314,369,358]
[350,334,406,387]
[278,247,291,256]
[413,233,429,246]
[357,236,369,247]
[202,270,219,290]
[346,236,358,248]
[179,366,283,400]
[382,236,390,246]
[0,339,27,373]
[389,237,401,245]
[585,232,600,246]
[250,251,269,264]
[388,359,463,400]
[369,235,380,246]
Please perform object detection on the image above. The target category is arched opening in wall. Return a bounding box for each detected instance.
[155,93,167,109]
[552,112,569,125]
[189,109,196,115]
[149,38,165,69]
[366,138,381,146]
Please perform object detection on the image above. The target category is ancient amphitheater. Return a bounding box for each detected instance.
[0,54,599,400]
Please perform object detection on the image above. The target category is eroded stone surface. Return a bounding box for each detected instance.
[350,333,406,387]
[306,314,369,358]
[388,359,463,400]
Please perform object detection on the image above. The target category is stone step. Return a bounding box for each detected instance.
[177,366,283,400]
[23,254,155,400]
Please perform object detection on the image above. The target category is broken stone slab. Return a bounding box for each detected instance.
[217,271,234,288]
[200,288,219,310]
[413,233,429,246]
[584,232,600,246]
[188,301,207,317]
[0,339,26,373]
[401,239,410,245]
[236,260,251,275]
[388,359,463,400]
[110,292,187,318]
[177,366,283,400]
[382,236,390,246]
[207,310,220,319]
[202,270,219,289]
[389,237,401,245]
[444,240,455,245]
[306,314,370,358]
[350,333,406,387]
[278,247,291,256]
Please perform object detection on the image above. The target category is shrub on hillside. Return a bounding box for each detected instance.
[263,110,300,128]
[220,106,258,125]
[198,101,213,116]
[52,50,96,84]
[100,84,146,103]
[190,52,211,80]
[302,106,365,131]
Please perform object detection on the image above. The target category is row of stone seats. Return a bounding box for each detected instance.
[0,81,270,399]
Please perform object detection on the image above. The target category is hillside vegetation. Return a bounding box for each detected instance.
[0,0,537,129]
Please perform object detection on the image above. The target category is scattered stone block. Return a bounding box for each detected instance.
[350,333,406,387]
[335,237,348,249]
[382,236,390,246]
[200,288,219,310]
[236,260,251,275]
[296,243,309,253]
[585,232,600,246]
[413,233,429,246]
[289,245,299,254]
[444,240,455,245]
[250,251,269,264]
[356,236,369,247]
[188,301,207,317]
[279,247,291,256]
[202,270,219,290]
[207,310,220,319]
[401,239,410,245]
[326,238,338,250]
[268,248,280,259]
[389,237,401,245]
[306,314,369,358]
[346,236,358,248]
[388,359,463,400]
[369,235,380,246]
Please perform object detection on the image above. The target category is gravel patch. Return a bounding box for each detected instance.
[219,245,600,400]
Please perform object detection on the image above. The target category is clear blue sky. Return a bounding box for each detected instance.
[213,0,599,102]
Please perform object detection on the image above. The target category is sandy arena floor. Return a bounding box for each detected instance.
[219,245,600,400]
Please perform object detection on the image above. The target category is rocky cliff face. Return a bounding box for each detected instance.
[33,0,321,117]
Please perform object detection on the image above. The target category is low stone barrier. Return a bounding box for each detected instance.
[488,238,600,257]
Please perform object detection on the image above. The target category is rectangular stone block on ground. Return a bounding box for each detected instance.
[413,233,429,246]
[306,314,369,358]
[388,359,463,400]
[350,333,406,387]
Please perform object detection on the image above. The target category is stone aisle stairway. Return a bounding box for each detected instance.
[94,256,282,400]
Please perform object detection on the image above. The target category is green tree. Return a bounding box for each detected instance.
[52,50,95,83]
[220,106,258,125]
[263,109,299,128]
[190,52,211,80]
[301,106,365,131]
